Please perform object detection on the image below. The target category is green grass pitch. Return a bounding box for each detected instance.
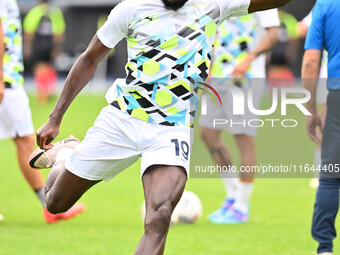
[0,93,337,254]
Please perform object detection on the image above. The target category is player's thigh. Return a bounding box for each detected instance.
[65,106,141,182]
[13,134,35,157]
[200,126,222,149]
[47,166,100,211]
[234,134,255,151]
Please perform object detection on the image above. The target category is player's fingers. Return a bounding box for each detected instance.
[38,136,46,149]
[45,135,55,149]
[309,132,320,143]
[306,126,320,143]
[36,132,40,147]
[45,143,54,150]
[38,132,51,150]
[36,129,42,148]
[307,133,318,143]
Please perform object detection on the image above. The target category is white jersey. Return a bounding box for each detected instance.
[0,1,5,18]
[97,0,250,127]
[210,9,280,79]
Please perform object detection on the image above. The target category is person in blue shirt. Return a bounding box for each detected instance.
[303,0,340,254]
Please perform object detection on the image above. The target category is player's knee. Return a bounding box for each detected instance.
[45,193,69,214]
[14,135,35,147]
[235,135,254,150]
[200,128,216,144]
[200,128,209,142]
[145,202,172,237]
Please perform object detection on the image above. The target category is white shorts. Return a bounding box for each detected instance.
[0,87,34,140]
[199,80,265,137]
[65,105,192,182]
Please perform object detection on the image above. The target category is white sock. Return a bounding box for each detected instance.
[55,147,74,165]
[221,178,240,200]
[232,182,254,214]
[34,187,46,208]
[220,169,240,200]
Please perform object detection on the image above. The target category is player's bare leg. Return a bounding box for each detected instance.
[200,127,233,167]
[201,127,241,221]
[135,165,186,255]
[13,134,45,190]
[235,134,256,182]
[230,134,256,219]
[29,136,95,222]
[44,162,100,214]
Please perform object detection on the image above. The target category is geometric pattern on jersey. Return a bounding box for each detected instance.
[210,14,258,79]
[109,1,220,127]
[2,0,24,89]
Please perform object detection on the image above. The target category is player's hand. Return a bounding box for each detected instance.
[306,114,323,144]
[36,119,60,150]
[230,59,251,79]
[0,81,4,103]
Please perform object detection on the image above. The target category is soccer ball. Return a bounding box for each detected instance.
[141,190,202,224]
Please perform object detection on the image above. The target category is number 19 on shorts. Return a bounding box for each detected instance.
[171,139,190,161]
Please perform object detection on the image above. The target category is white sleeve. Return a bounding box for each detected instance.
[215,0,251,23]
[96,0,135,49]
[256,9,280,28]
[0,1,6,18]
[302,9,313,27]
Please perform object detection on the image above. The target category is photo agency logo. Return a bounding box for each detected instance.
[198,82,223,106]
[200,79,312,128]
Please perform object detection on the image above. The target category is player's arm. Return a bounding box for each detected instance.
[302,49,322,143]
[0,19,4,103]
[248,0,293,13]
[36,35,111,149]
[231,26,279,78]
[298,21,309,38]
[207,35,218,79]
[51,8,66,60]
[22,10,37,61]
[302,0,324,144]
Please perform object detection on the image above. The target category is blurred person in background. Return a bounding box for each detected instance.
[23,0,65,105]
[298,7,328,189]
[200,9,280,224]
[303,0,340,254]
[0,0,84,223]
[267,10,299,89]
